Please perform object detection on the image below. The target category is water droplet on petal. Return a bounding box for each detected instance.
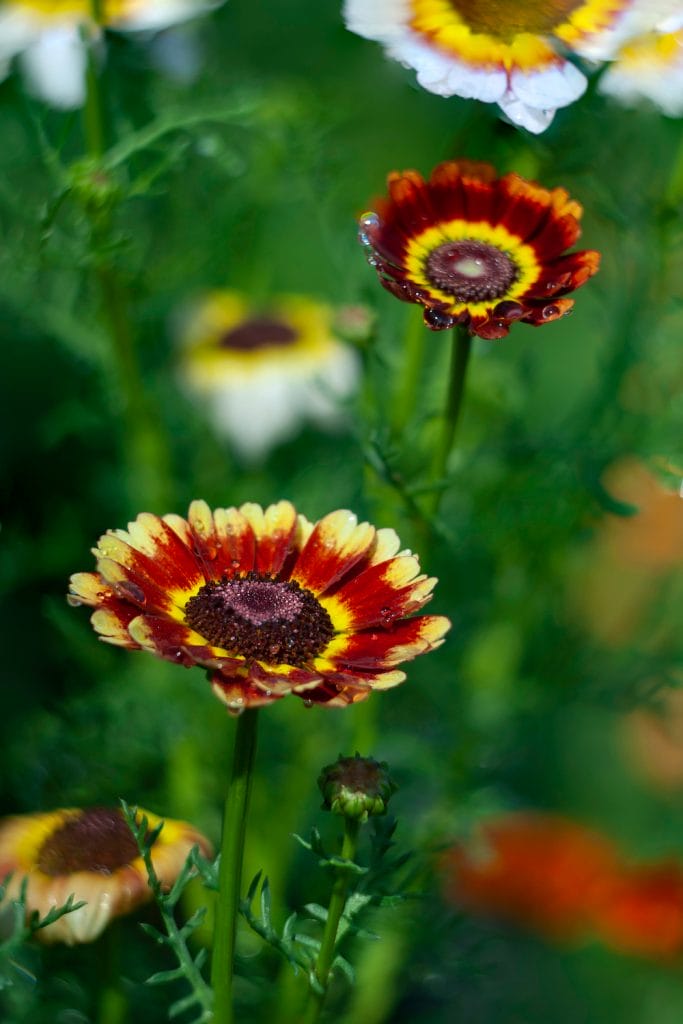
[303,699,313,708]
[542,304,560,319]
[424,307,456,331]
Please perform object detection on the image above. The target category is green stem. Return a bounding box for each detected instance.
[96,921,127,1024]
[211,709,260,1024]
[427,325,472,517]
[303,818,360,1024]
[81,20,172,509]
[391,307,428,435]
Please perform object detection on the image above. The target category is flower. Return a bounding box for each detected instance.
[599,29,683,116]
[318,754,397,821]
[0,806,212,944]
[442,813,620,938]
[343,0,638,133]
[176,292,359,462]
[0,0,220,109]
[359,160,600,339]
[592,862,683,958]
[68,501,450,713]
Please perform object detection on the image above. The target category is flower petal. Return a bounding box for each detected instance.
[291,510,376,593]
[328,614,450,669]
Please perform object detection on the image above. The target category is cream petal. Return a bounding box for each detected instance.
[509,61,587,110]
[20,25,88,109]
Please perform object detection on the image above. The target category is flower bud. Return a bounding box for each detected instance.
[318,754,397,823]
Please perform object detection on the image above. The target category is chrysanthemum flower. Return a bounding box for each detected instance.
[359,160,600,339]
[68,501,450,712]
[443,813,620,938]
[0,0,219,108]
[599,29,683,115]
[0,806,212,944]
[177,292,359,462]
[343,0,638,132]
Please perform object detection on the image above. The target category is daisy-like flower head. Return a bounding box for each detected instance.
[599,28,683,116]
[177,292,359,462]
[442,812,620,938]
[343,0,638,133]
[68,501,450,713]
[0,0,219,108]
[359,160,600,339]
[0,806,212,944]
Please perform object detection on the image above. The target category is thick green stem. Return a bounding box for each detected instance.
[211,709,260,1024]
[303,818,360,1024]
[427,325,472,517]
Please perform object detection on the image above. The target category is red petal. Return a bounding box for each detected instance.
[291,510,376,594]
[332,615,450,669]
[332,555,435,628]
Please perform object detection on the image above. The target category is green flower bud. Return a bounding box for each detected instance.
[318,754,397,823]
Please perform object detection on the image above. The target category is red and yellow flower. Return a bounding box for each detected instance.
[344,0,638,132]
[68,501,450,712]
[359,160,600,339]
[0,806,211,945]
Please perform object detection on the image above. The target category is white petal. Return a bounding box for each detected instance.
[599,42,683,115]
[111,0,220,33]
[497,92,557,134]
[509,60,587,109]
[20,26,88,108]
[0,9,37,66]
[342,0,412,42]
[387,33,507,100]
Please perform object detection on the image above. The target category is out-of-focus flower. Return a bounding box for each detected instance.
[0,806,211,944]
[359,160,600,339]
[442,813,620,938]
[593,862,683,959]
[343,0,639,133]
[444,811,683,959]
[567,458,683,647]
[68,501,450,713]
[318,754,397,821]
[177,292,359,463]
[600,29,683,115]
[0,0,219,108]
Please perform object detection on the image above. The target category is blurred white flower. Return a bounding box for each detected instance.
[177,291,360,462]
[0,0,220,108]
[343,0,640,133]
[599,29,683,115]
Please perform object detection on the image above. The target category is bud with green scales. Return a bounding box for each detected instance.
[318,754,397,823]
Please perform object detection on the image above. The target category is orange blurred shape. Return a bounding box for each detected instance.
[443,813,620,939]
[624,683,683,792]
[595,862,683,959]
[568,458,683,646]
[601,459,683,570]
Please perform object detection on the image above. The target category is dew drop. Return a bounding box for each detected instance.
[303,699,313,708]
[542,304,560,319]
[366,253,381,267]
[424,307,456,331]
[231,559,241,569]
[174,650,184,661]
[264,689,272,697]
[359,211,379,231]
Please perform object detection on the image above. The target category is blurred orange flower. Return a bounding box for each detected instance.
[443,811,683,959]
[442,812,619,939]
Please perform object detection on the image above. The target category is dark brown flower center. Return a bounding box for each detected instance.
[184,572,334,665]
[448,0,582,38]
[425,240,518,302]
[218,317,298,352]
[37,808,143,877]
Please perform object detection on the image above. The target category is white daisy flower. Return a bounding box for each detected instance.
[342,0,640,133]
[177,291,360,463]
[0,0,219,108]
[599,28,683,115]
